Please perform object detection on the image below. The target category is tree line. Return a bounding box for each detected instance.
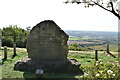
[1,25,30,48]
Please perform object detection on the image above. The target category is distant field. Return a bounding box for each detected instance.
[69,37,93,40]
[66,31,118,52]
[69,37,80,40]
[68,40,94,45]
[88,44,118,51]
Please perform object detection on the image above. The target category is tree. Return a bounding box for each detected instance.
[72,43,79,48]
[64,0,120,20]
[2,25,29,48]
[2,25,29,58]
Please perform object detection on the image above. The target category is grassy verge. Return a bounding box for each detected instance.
[1,48,27,78]
[0,48,119,79]
[68,51,118,66]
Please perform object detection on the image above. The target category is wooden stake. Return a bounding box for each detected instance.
[3,46,7,60]
[95,50,98,61]
[107,44,109,53]
[12,44,17,58]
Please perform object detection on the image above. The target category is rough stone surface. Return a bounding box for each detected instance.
[14,20,83,74]
[27,20,68,60]
[14,57,83,73]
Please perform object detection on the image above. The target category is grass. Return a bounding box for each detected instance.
[1,48,27,78]
[88,44,118,52]
[1,48,81,78]
[0,47,118,79]
[68,51,118,66]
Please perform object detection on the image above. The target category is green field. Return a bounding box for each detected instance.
[0,48,119,79]
[67,31,118,52]
[69,37,93,41]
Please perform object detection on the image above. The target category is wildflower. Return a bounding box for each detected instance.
[100,62,102,64]
[107,70,113,75]
[112,74,115,76]
[79,76,83,78]
[84,73,89,77]
[95,73,100,77]
[96,63,98,66]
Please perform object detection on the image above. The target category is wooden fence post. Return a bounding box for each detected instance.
[95,50,98,61]
[106,44,116,58]
[107,44,109,53]
[12,44,17,58]
[13,44,16,55]
[3,46,7,60]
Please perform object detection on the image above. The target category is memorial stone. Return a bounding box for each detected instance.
[14,20,83,74]
[27,20,68,60]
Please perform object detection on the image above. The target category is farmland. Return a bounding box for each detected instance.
[66,30,118,52]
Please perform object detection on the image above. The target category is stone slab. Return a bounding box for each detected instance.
[26,20,69,60]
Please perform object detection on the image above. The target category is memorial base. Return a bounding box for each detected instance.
[14,57,83,74]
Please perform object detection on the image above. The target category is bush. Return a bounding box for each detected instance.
[81,60,120,78]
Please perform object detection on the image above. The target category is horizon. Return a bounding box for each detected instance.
[64,30,118,32]
[0,26,118,32]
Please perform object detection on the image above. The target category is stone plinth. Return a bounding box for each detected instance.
[14,57,83,73]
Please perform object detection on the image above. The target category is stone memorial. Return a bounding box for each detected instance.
[27,20,68,60]
[14,20,83,74]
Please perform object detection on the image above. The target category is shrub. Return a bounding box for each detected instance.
[81,60,120,79]
[68,43,89,51]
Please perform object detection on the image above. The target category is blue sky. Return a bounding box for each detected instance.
[0,0,118,32]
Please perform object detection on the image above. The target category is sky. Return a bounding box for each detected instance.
[0,0,118,32]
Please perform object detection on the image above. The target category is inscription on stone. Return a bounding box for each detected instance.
[27,20,69,60]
